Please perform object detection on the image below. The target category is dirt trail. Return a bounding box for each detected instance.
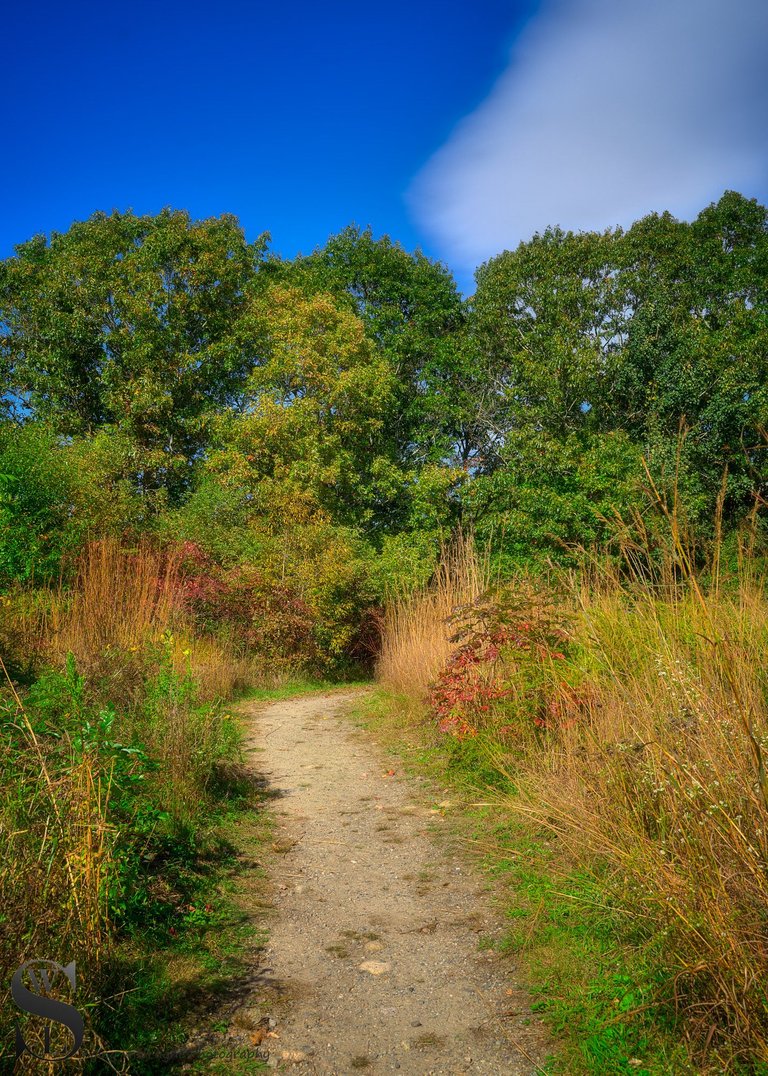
[237,690,550,1075]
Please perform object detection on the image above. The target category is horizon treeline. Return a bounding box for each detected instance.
[1,189,767,666]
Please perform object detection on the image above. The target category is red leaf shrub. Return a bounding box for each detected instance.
[428,586,572,739]
[174,542,318,664]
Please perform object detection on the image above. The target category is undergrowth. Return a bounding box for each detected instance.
[0,540,282,1070]
[372,516,768,1073]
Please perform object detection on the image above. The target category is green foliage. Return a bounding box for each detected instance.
[3,195,768,602]
[3,191,768,1071]
[0,423,84,582]
[288,225,469,466]
[370,529,442,596]
[247,517,380,674]
[473,226,621,439]
[472,191,768,537]
[0,421,158,585]
[160,473,263,564]
[614,194,768,520]
[63,425,161,528]
[0,209,268,498]
[466,430,644,569]
[208,284,404,530]
[0,634,258,1067]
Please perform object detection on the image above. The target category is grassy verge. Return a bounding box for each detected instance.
[0,652,278,1073]
[350,688,698,1076]
[240,678,369,704]
[104,787,274,1074]
[0,541,281,1071]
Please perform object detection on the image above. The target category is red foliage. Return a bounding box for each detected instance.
[173,541,317,661]
[429,633,514,739]
[428,587,572,739]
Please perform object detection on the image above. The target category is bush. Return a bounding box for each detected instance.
[0,423,85,583]
[428,585,571,739]
[178,540,318,667]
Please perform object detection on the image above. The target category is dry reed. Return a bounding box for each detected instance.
[376,526,768,1066]
[376,533,490,699]
[49,538,181,670]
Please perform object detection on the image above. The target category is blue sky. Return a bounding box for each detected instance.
[1,0,534,288]
[3,0,767,292]
[413,0,768,273]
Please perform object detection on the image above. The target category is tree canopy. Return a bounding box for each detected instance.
[1,191,767,580]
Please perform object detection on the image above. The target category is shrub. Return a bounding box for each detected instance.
[0,423,85,583]
[428,586,571,739]
[177,540,318,667]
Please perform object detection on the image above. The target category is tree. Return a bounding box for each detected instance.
[614,193,768,518]
[472,194,768,529]
[283,225,472,467]
[0,424,83,582]
[207,285,403,530]
[464,429,643,570]
[0,209,268,498]
[472,226,623,442]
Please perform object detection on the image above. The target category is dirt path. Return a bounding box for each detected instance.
[237,690,551,1075]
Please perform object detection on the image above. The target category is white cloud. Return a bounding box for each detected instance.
[409,0,768,274]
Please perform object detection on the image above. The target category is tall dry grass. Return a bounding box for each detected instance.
[49,538,181,665]
[0,658,114,1066]
[376,533,490,698]
[511,576,768,1066]
[0,537,257,1060]
[377,526,768,1067]
[2,537,257,701]
[170,633,255,703]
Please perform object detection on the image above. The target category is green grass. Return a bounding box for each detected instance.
[187,1048,270,1073]
[349,687,698,1076]
[96,795,274,1073]
[240,676,370,704]
[484,816,695,1075]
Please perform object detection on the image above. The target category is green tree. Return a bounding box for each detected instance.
[0,424,82,582]
[472,226,623,441]
[207,285,403,530]
[464,430,643,570]
[614,193,768,518]
[0,209,268,498]
[285,225,472,467]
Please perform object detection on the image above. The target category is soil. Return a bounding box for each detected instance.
[233,689,552,1075]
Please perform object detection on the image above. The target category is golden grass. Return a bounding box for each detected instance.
[376,533,490,699]
[170,632,255,703]
[511,579,768,1065]
[377,530,768,1066]
[49,537,181,670]
[0,657,114,995]
[2,537,258,701]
